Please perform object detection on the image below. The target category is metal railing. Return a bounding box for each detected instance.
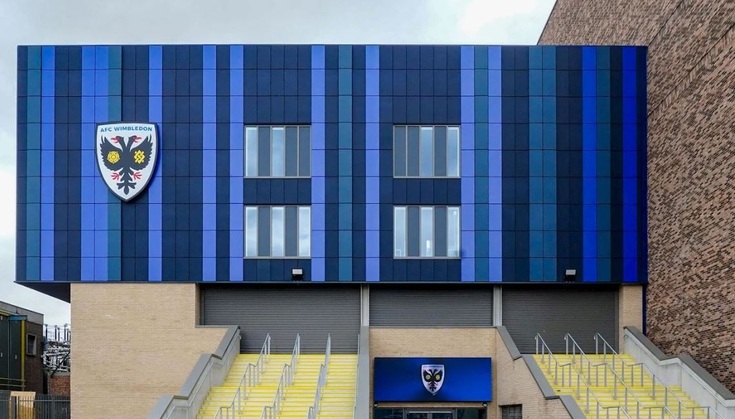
[212,334,271,419]
[535,334,630,419]
[308,334,332,419]
[261,334,300,419]
[352,333,360,419]
[0,392,71,419]
[535,334,576,386]
[592,333,725,419]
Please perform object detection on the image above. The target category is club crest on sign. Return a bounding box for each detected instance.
[96,123,159,202]
[421,364,445,396]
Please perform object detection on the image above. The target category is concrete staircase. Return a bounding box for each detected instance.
[315,354,357,419]
[533,340,718,419]
[196,352,357,419]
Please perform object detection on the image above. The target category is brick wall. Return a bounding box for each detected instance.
[540,0,735,391]
[24,321,44,394]
[70,284,227,419]
[48,373,70,397]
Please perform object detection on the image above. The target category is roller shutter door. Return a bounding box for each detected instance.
[370,287,493,327]
[202,286,360,353]
[502,287,617,353]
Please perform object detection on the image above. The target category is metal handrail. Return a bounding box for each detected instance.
[536,334,632,419]
[308,334,331,419]
[261,334,300,419]
[595,333,622,370]
[352,333,359,419]
[212,334,271,419]
[534,334,576,386]
[587,334,724,419]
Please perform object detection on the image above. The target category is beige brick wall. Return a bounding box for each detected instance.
[493,332,570,419]
[370,328,570,419]
[618,286,643,349]
[540,0,735,391]
[71,283,227,419]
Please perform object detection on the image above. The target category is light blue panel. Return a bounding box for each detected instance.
[148,45,163,282]
[488,97,501,123]
[366,257,379,282]
[230,45,244,68]
[230,229,243,282]
[203,258,216,282]
[366,177,379,204]
[365,206,379,233]
[230,50,245,282]
[488,232,502,281]
[488,124,501,151]
[203,203,216,232]
[311,45,326,282]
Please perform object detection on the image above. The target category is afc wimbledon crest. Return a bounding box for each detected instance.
[421,364,445,396]
[96,123,158,202]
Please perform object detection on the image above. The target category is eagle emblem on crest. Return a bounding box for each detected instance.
[421,364,445,396]
[96,123,158,201]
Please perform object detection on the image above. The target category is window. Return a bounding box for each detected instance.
[26,334,37,356]
[244,206,311,258]
[501,405,522,419]
[394,126,460,178]
[394,206,460,258]
[244,126,311,177]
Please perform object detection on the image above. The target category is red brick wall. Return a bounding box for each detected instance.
[49,373,70,397]
[540,0,735,391]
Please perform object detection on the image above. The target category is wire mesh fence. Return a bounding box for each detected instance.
[0,391,70,419]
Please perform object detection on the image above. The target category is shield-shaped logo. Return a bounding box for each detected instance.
[421,364,445,396]
[96,123,158,202]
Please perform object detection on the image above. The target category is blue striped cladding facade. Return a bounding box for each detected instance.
[16,45,647,286]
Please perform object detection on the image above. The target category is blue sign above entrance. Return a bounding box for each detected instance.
[373,357,492,402]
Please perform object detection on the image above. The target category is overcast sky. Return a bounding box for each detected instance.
[0,0,555,327]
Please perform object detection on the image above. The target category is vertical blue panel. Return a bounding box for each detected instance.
[460,46,475,282]
[542,49,557,282]
[94,46,109,281]
[230,45,244,281]
[338,46,352,281]
[40,46,54,281]
[365,46,380,282]
[311,45,326,281]
[582,47,598,282]
[622,47,638,283]
[107,46,122,282]
[202,46,217,281]
[148,46,163,281]
[79,46,96,281]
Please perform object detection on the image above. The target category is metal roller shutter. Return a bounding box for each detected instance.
[502,287,617,354]
[370,287,493,327]
[201,285,360,353]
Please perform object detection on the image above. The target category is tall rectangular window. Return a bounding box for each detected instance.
[394,206,460,258]
[244,125,311,177]
[244,206,311,258]
[394,125,460,178]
